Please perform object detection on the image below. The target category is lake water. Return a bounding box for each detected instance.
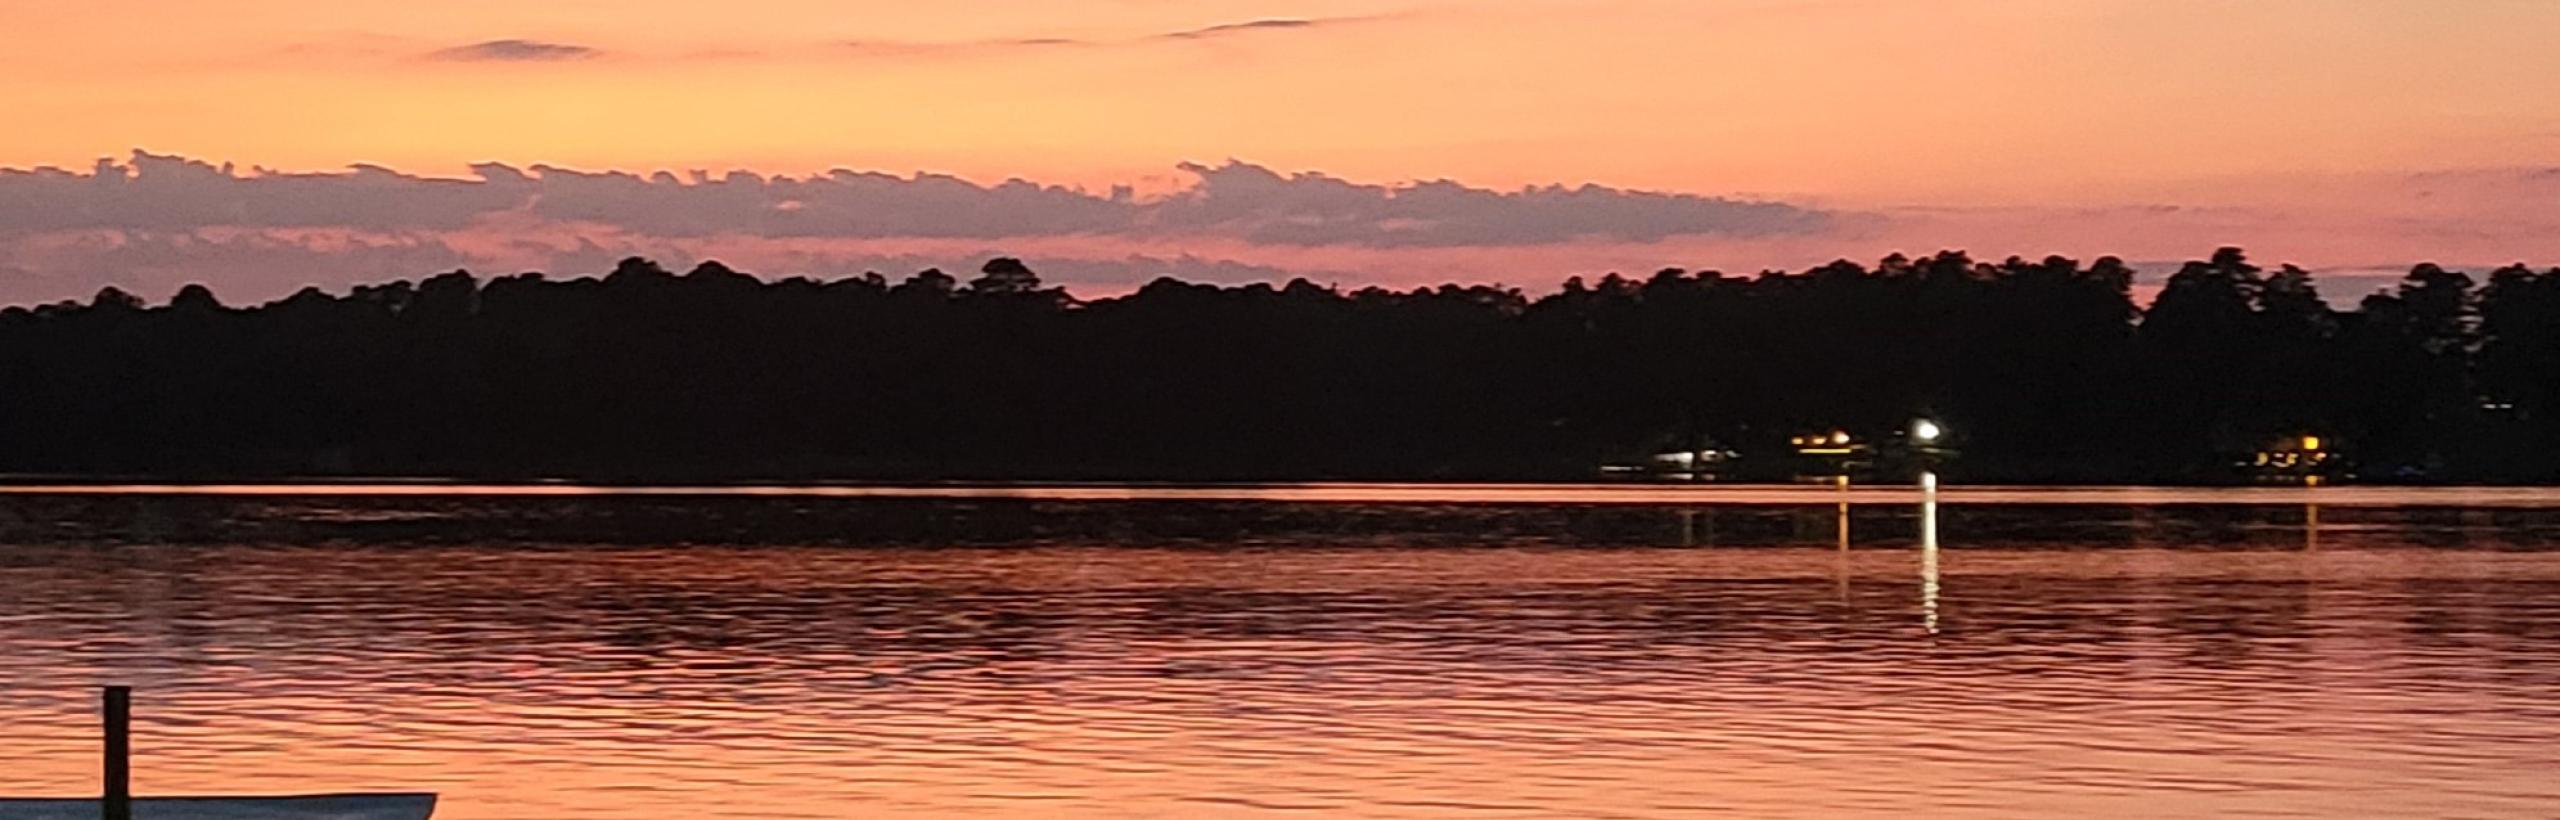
[4,484,2559,819]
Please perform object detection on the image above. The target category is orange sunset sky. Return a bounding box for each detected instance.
[4,0,2558,303]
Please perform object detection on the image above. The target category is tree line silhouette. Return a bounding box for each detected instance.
[4,248,2558,483]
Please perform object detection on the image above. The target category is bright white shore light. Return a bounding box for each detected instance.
[1913,419,1944,443]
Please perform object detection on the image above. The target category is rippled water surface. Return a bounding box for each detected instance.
[4,486,2559,819]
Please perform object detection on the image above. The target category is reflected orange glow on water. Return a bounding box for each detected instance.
[4,492,2559,818]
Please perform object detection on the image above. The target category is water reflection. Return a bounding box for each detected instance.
[1833,499,1851,604]
[3,492,2560,819]
[1922,473,1941,635]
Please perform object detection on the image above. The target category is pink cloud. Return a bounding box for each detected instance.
[2,152,2556,307]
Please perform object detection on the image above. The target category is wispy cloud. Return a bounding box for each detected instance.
[427,39,601,62]
[836,37,1075,57]
[268,16,1363,69]
[1156,19,1326,41]
[835,14,1371,57]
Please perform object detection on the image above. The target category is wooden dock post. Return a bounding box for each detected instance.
[103,686,130,820]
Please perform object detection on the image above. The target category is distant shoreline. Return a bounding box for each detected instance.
[9,480,2560,507]
[10,250,2558,486]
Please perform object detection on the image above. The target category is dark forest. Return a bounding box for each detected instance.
[5,248,2558,483]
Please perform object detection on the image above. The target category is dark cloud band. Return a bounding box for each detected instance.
[0,152,1834,247]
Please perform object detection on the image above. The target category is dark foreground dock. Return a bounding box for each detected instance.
[0,688,435,820]
[0,795,437,820]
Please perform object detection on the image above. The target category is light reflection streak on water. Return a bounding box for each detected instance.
[1922,474,1941,636]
